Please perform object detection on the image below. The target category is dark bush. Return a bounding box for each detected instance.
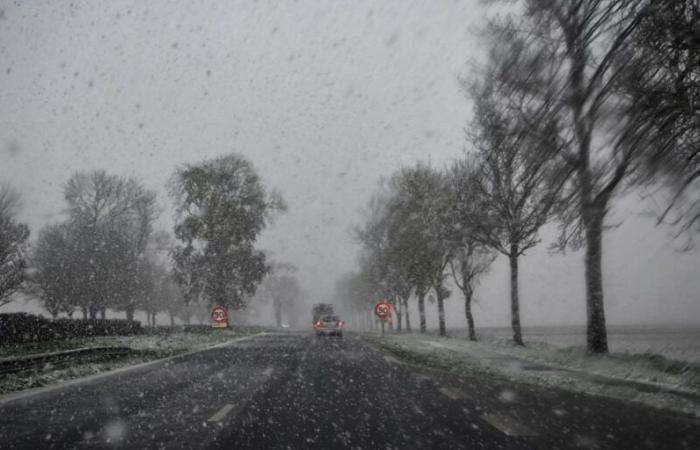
[0,313,56,344]
[0,313,142,345]
[52,318,142,338]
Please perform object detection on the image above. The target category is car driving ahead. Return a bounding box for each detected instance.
[313,314,344,337]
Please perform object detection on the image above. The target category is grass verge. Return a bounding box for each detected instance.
[368,336,498,379]
[0,329,253,395]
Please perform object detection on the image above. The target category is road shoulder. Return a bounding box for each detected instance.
[365,333,700,419]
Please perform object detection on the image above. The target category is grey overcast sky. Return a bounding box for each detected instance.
[1,0,699,327]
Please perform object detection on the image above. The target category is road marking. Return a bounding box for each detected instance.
[413,374,431,384]
[262,367,274,376]
[438,387,468,400]
[208,404,235,422]
[481,413,537,437]
[384,355,401,365]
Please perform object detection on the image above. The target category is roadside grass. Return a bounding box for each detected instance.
[0,325,264,359]
[0,349,175,395]
[368,336,498,380]
[368,332,700,418]
[0,340,90,359]
[0,327,259,395]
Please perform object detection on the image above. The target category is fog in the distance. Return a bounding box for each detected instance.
[1,0,699,328]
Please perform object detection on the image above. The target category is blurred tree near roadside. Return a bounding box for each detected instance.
[170,154,285,311]
[258,262,302,328]
[463,75,565,346]
[32,224,79,318]
[622,1,700,242]
[478,0,663,353]
[356,165,455,336]
[0,183,29,307]
[62,170,158,320]
[446,161,496,341]
[389,164,454,337]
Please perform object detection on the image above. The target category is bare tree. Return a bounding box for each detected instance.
[354,186,414,333]
[259,263,301,328]
[449,242,494,341]
[389,164,454,336]
[447,161,496,341]
[464,75,565,345]
[482,0,657,353]
[0,183,29,307]
[32,224,78,318]
[63,170,158,319]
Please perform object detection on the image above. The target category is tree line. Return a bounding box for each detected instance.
[341,0,699,354]
[0,153,299,326]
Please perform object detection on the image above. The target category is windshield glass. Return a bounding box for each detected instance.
[1,1,699,449]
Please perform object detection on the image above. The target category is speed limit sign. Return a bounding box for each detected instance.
[211,306,228,328]
[374,300,392,321]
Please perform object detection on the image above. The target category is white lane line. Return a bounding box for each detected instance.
[208,404,235,422]
[262,367,274,376]
[438,387,468,400]
[480,413,537,437]
[384,355,401,365]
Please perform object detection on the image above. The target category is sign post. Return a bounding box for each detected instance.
[374,300,392,337]
[211,306,229,328]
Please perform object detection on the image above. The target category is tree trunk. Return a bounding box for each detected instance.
[584,205,609,353]
[81,307,88,320]
[418,293,426,333]
[569,36,609,354]
[274,299,282,328]
[395,298,403,332]
[403,298,412,332]
[437,291,446,337]
[465,287,476,341]
[509,248,525,346]
[99,308,106,320]
[125,306,135,322]
[169,313,176,326]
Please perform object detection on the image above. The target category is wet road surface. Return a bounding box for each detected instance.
[0,332,698,449]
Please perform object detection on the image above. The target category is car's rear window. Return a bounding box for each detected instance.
[321,315,338,322]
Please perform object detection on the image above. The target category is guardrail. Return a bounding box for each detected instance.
[0,347,134,376]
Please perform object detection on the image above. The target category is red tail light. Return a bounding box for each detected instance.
[313,321,322,329]
[336,320,344,328]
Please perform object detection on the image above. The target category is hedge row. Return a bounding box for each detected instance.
[0,313,142,345]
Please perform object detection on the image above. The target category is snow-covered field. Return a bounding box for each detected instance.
[476,325,700,363]
[377,326,700,417]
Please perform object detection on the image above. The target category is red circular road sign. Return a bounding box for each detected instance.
[211,306,228,327]
[374,300,392,320]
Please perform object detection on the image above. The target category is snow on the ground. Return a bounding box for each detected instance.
[477,325,700,363]
[0,330,246,395]
[85,330,240,353]
[381,332,700,418]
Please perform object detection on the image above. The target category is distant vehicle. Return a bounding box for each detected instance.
[313,314,344,337]
[312,303,334,323]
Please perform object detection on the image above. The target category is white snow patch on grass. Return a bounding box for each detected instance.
[377,331,700,417]
[0,330,244,394]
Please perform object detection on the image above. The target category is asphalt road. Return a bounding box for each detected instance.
[0,333,698,449]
